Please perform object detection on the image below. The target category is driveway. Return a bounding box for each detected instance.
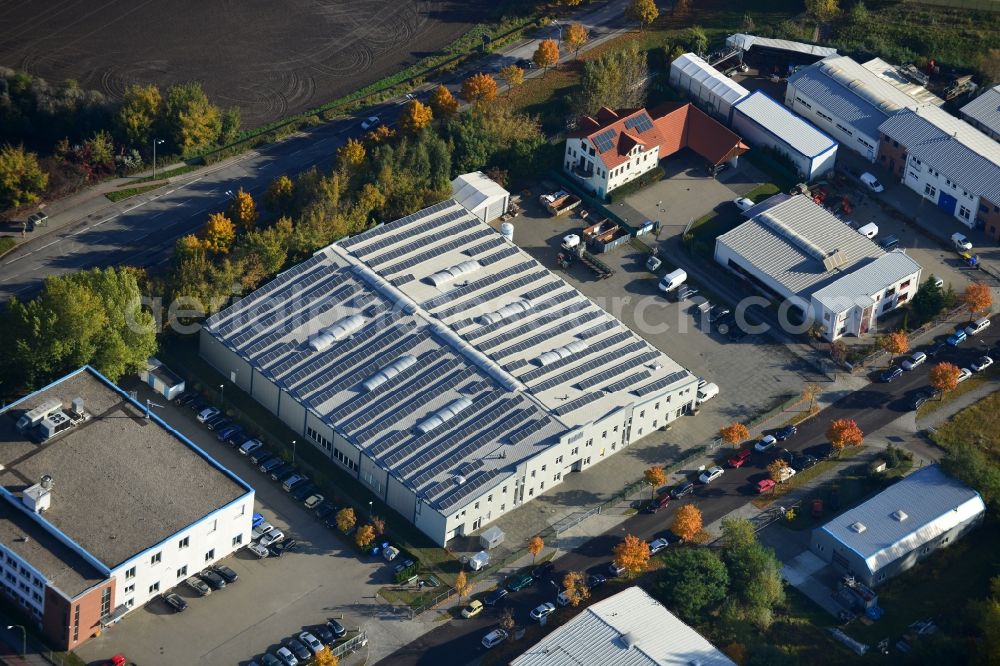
[76,381,431,665]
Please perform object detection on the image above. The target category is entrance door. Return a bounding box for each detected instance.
[937,191,958,215]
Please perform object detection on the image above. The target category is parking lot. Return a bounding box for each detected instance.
[75,382,434,666]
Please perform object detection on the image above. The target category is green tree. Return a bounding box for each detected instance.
[1,267,157,389]
[911,276,945,324]
[265,175,295,215]
[117,84,163,147]
[684,26,709,55]
[805,0,840,22]
[86,130,115,167]
[942,442,1000,510]
[220,106,242,145]
[656,547,729,623]
[625,0,659,31]
[0,144,49,209]
[225,187,259,233]
[577,44,649,115]
[163,82,222,156]
[235,217,292,276]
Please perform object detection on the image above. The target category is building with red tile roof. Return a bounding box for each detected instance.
[564,104,748,198]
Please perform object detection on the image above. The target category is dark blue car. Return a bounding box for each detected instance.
[774,425,798,441]
[880,367,903,383]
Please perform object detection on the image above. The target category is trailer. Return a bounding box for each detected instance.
[582,218,630,253]
[556,238,614,279]
[539,190,582,216]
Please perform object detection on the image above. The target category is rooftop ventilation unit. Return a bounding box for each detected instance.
[22,480,52,514]
[362,355,417,392]
[537,340,589,367]
[849,521,867,534]
[416,397,474,434]
[758,210,828,263]
[16,398,63,433]
[891,510,908,522]
[479,299,531,327]
[822,249,850,272]
[427,260,482,288]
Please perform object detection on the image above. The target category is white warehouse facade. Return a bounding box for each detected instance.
[715,195,922,341]
[200,200,699,545]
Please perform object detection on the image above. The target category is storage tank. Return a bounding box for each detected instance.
[500,222,514,243]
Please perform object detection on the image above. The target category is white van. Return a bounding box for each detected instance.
[857,222,878,239]
[965,317,991,336]
[696,382,719,404]
[658,268,687,292]
[952,232,973,251]
[482,629,509,649]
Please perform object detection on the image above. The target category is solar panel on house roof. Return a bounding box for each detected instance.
[624,113,653,134]
[593,128,617,152]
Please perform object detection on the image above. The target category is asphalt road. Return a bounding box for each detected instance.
[0,0,629,303]
[379,318,1000,666]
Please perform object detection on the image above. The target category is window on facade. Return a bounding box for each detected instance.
[125,567,136,580]
[959,205,971,220]
[886,287,896,297]
[150,552,161,565]
[232,534,243,547]
[540,482,545,490]
[924,184,936,198]
[900,280,911,290]
[100,588,111,616]
[177,565,187,578]
[205,549,215,562]
[178,537,189,549]
[570,447,579,455]
[124,584,134,594]
[555,456,562,464]
[149,582,160,594]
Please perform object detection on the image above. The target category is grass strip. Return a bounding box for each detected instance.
[105,184,163,202]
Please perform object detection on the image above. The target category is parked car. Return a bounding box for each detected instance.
[268,538,298,558]
[556,591,571,606]
[204,415,230,431]
[901,352,927,371]
[733,197,755,211]
[774,425,798,441]
[532,561,555,579]
[282,474,308,492]
[952,232,973,251]
[947,330,967,346]
[272,466,296,482]
[670,482,695,499]
[252,512,266,528]
[284,638,311,662]
[649,537,669,555]
[304,493,325,509]
[298,632,323,656]
[879,366,903,383]
[957,368,973,383]
[315,501,337,520]
[313,624,335,644]
[213,565,238,584]
[326,619,346,638]
[587,573,607,589]
[291,482,318,502]
[259,653,283,666]
[966,317,991,337]
[196,407,220,423]
[227,432,251,447]
[484,588,509,606]
[756,478,776,493]
[645,492,670,513]
[792,454,819,471]
[174,391,196,407]
[753,435,777,452]
[699,466,724,484]
[251,521,274,540]
[239,439,264,456]
[878,234,899,251]
[530,602,556,621]
[186,576,211,596]
[274,646,298,666]
[481,629,509,649]
[249,449,273,466]
[216,424,242,441]
[860,172,884,192]
[507,574,534,592]
[260,530,285,548]
[608,561,626,576]
[199,570,227,590]
[972,356,993,372]
[163,592,188,612]
[926,341,947,357]
[260,457,284,473]
[247,542,270,558]
[462,600,484,618]
[728,449,751,468]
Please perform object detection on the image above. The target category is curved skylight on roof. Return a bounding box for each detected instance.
[427,260,482,288]
[362,355,417,392]
[416,397,474,434]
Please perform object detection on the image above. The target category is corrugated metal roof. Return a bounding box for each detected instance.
[960,84,1000,137]
[787,55,922,140]
[861,58,945,108]
[670,53,749,106]
[451,171,509,213]
[817,465,985,576]
[716,194,884,298]
[878,107,1000,204]
[812,250,922,312]
[510,587,735,666]
[733,90,837,158]
[727,33,838,58]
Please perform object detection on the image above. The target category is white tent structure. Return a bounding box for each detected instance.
[669,53,749,122]
[451,171,510,224]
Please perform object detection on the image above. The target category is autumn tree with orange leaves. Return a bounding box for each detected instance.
[561,571,590,607]
[527,535,544,563]
[613,534,651,576]
[461,73,498,106]
[929,361,962,394]
[644,465,667,498]
[720,422,750,447]
[533,39,560,74]
[225,187,259,233]
[399,100,433,133]
[564,23,589,60]
[768,459,790,483]
[337,138,366,169]
[499,64,525,96]
[201,212,235,254]
[880,330,909,364]
[355,524,376,549]
[827,418,864,452]
[671,504,702,541]
[962,283,992,316]
[429,85,458,118]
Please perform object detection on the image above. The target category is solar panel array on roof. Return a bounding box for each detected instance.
[602,370,652,394]
[463,236,506,258]
[553,392,603,416]
[493,309,601,360]
[624,113,654,134]
[576,351,659,391]
[340,199,454,250]
[577,319,618,338]
[593,128,617,152]
[519,331,631,384]
[507,418,552,445]
[436,272,549,321]
[632,370,691,396]
[437,469,504,510]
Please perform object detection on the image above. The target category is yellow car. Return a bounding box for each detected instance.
[461,600,484,618]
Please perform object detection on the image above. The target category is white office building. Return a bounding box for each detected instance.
[201,200,699,545]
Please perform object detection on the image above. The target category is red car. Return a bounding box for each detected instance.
[728,449,752,468]
[756,479,776,494]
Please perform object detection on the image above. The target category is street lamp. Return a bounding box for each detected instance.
[291,439,297,465]
[219,383,224,410]
[6,625,25,658]
[368,500,373,518]
[552,20,563,44]
[152,138,164,180]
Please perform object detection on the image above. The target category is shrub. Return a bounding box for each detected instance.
[607,166,665,202]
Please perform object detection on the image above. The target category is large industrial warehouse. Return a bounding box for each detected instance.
[201,200,699,545]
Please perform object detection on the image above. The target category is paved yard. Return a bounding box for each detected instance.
[76,382,435,666]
